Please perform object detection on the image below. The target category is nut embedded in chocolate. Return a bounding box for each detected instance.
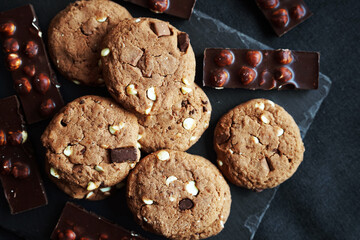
[57,229,76,240]
[0,22,16,36]
[238,66,256,85]
[14,77,32,95]
[3,38,19,53]
[99,233,109,240]
[40,98,56,116]
[214,49,234,67]
[177,32,190,52]
[276,49,293,64]
[209,69,229,87]
[23,65,36,77]
[11,162,30,179]
[274,67,293,83]
[6,53,22,71]
[271,9,289,28]
[149,0,169,13]
[0,130,6,145]
[246,50,262,67]
[256,0,279,9]
[7,131,23,145]
[1,159,12,175]
[291,5,306,20]
[24,41,39,58]
[34,73,51,94]
[179,198,194,210]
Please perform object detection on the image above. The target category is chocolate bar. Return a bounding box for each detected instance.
[0,95,47,214]
[125,0,196,19]
[203,48,319,90]
[0,5,63,124]
[255,0,313,36]
[51,202,146,240]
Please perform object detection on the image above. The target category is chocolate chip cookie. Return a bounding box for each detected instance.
[137,84,211,153]
[214,98,305,190]
[41,95,140,200]
[48,0,132,86]
[127,150,231,239]
[101,17,196,115]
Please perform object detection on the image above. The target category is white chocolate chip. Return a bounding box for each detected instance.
[260,114,270,124]
[255,102,265,111]
[183,118,195,130]
[21,131,28,143]
[215,87,224,90]
[96,16,107,23]
[109,125,120,135]
[137,135,142,140]
[146,87,156,101]
[145,102,153,115]
[126,84,137,95]
[220,220,225,228]
[63,145,72,156]
[169,196,176,202]
[50,167,60,179]
[142,198,154,205]
[218,160,223,167]
[101,48,110,57]
[251,136,259,144]
[166,176,177,186]
[157,150,170,161]
[130,163,136,168]
[101,144,109,149]
[182,77,191,86]
[267,100,275,107]
[190,136,197,142]
[176,133,182,138]
[87,181,98,191]
[185,181,199,196]
[143,217,148,222]
[135,18,141,23]
[229,149,234,154]
[95,165,104,172]
[100,187,111,193]
[180,86,192,95]
[85,191,94,199]
[204,121,209,128]
[73,80,81,85]
[137,142,141,149]
[277,128,284,137]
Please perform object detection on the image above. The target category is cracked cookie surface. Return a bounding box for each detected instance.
[41,95,140,200]
[127,150,231,240]
[137,85,212,153]
[48,0,132,86]
[101,17,196,115]
[214,98,305,190]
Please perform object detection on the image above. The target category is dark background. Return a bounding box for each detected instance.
[1,0,359,239]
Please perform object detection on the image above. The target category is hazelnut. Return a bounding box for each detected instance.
[291,5,306,20]
[209,69,229,87]
[246,50,262,67]
[274,67,293,82]
[3,38,19,53]
[7,131,23,145]
[6,53,22,71]
[271,9,289,27]
[57,229,76,240]
[276,49,293,64]
[1,159,12,175]
[214,49,234,67]
[23,65,36,77]
[99,233,109,240]
[11,162,30,179]
[14,77,32,95]
[149,0,169,13]
[0,130,6,145]
[24,41,39,58]
[40,98,56,116]
[238,66,256,85]
[34,73,51,94]
[256,0,279,9]
[0,22,16,36]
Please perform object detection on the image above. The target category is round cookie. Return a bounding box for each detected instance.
[48,0,132,86]
[41,95,140,200]
[127,150,231,240]
[137,84,212,153]
[214,98,305,190]
[101,17,196,115]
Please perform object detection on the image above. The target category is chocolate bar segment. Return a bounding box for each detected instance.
[255,0,313,36]
[0,4,64,124]
[125,0,196,19]
[110,147,138,163]
[51,202,146,240]
[203,48,319,90]
[0,95,47,214]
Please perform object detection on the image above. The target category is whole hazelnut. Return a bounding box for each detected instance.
[246,50,262,67]
[238,66,257,85]
[291,5,306,20]
[274,67,293,83]
[11,162,30,179]
[271,9,289,28]
[23,65,36,77]
[24,41,39,58]
[7,131,23,145]
[0,130,6,145]
[34,73,51,94]
[40,98,56,116]
[99,233,109,240]
[149,0,169,13]
[14,77,32,95]
[214,49,234,67]
[3,38,19,53]
[6,53,22,71]
[276,49,293,64]
[1,159,12,175]
[256,0,279,9]
[0,22,16,36]
[57,229,76,240]
[209,69,229,87]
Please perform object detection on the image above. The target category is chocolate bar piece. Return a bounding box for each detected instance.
[255,0,313,36]
[203,48,319,90]
[0,95,47,214]
[110,147,138,163]
[125,0,196,19]
[0,5,64,124]
[51,202,146,240]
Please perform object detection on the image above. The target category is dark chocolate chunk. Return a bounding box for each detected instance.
[203,48,319,90]
[0,4,64,124]
[110,147,138,163]
[151,22,171,36]
[51,202,146,240]
[179,198,194,210]
[177,32,190,52]
[255,0,313,37]
[0,95,47,214]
